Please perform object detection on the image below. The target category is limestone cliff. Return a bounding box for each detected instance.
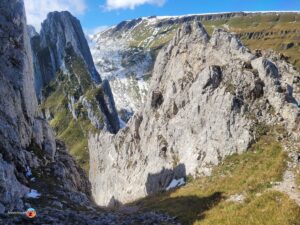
[89,21,300,206]
[29,11,120,170]
[90,12,300,125]
[33,11,101,97]
[0,0,91,214]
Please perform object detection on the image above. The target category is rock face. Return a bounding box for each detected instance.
[30,10,120,134]
[0,2,180,224]
[0,0,91,215]
[89,22,300,206]
[33,11,101,99]
[28,11,120,170]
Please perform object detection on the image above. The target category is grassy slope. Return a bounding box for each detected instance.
[131,135,300,225]
[42,80,92,172]
[203,13,300,70]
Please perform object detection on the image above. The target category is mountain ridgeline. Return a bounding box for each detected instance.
[90,11,300,121]
[30,11,120,171]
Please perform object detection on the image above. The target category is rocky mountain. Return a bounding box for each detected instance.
[89,21,300,206]
[0,1,180,224]
[33,11,101,98]
[90,12,300,120]
[30,11,120,171]
[90,33,153,122]
[0,0,90,218]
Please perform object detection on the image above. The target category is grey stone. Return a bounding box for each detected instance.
[89,21,300,206]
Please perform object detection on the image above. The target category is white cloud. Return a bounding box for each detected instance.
[103,0,166,11]
[24,0,87,31]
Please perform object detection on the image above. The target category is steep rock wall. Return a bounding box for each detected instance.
[0,0,91,214]
[89,22,300,206]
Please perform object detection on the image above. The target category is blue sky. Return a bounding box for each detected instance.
[24,0,300,34]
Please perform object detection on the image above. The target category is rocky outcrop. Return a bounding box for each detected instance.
[0,0,39,212]
[32,11,101,99]
[0,3,180,224]
[29,11,120,136]
[89,22,300,206]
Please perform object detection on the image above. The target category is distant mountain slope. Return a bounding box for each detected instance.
[90,12,300,118]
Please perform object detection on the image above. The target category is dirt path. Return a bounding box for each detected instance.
[273,141,300,206]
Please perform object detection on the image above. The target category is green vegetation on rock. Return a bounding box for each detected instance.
[41,55,104,172]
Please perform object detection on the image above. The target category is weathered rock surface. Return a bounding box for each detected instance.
[0,2,180,224]
[90,12,300,122]
[27,10,120,172]
[89,22,300,206]
[0,0,96,213]
[33,11,101,98]
[0,0,40,211]
[32,10,120,133]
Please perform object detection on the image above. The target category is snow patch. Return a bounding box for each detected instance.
[119,118,127,129]
[166,178,185,191]
[25,166,32,177]
[26,189,41,199]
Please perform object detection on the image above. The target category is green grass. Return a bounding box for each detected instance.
[45,93,91,172]
[202,13,300,70]
[130,135,300,225]
[199,191,300,225]
[58,118,93,172]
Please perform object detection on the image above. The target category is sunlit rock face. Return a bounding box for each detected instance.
[89,22,300,206]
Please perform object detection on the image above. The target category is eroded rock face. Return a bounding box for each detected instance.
[34,11,101,96]
[0,0,39,211]
[31,10,120,134]
[0,0,91,214]
[89,22,300,206]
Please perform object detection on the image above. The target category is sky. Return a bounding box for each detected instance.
[24,0,300,35]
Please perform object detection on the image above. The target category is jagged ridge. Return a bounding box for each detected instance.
[89,21,300,206]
